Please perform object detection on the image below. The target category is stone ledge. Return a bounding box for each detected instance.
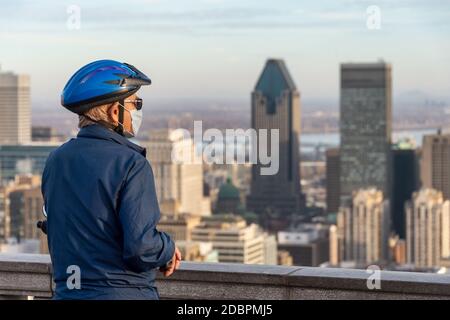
[156,262,450,299]
[0,254,53,298]
[0,253,51,273]
[288,267,450,296]
[0,254,449,299]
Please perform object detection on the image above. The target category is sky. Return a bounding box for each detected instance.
[1,0,450,108]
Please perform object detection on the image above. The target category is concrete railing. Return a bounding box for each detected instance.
[1,253,450,299]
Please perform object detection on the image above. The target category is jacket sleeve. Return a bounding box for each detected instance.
[118,157,175,273]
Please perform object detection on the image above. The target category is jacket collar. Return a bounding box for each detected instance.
[77,124,147,157]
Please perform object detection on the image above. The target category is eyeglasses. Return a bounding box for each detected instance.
[124,98,143,110]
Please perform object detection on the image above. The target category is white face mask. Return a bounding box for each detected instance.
[119,104,143,138]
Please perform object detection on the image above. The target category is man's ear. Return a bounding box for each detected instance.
[107,102,120,125]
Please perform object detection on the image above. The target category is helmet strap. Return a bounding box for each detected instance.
[81,100,128,137]
[113,99,125,136]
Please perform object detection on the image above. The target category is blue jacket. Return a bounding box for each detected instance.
[41,124,175,300]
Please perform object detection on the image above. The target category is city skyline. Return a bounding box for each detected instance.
[1,56,450,272]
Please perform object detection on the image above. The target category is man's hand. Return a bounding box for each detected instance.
[159,246,181,277]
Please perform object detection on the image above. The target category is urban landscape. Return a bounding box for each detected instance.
[2,57,450,274]
[0,0,450,303]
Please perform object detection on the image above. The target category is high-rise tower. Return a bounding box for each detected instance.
[340,62,392,204]
[247,59,301,216]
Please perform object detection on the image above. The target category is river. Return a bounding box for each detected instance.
[301,128,438,153]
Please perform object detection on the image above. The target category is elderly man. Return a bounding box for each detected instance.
[41,60,181,300]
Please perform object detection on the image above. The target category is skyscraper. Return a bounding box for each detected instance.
[339,62,392,204]
[146,129,210,216]
[405,188,450,268]
[246,59,301,216]
[421,130,450,200]
[391,139,420,238]
[326,148,340,214]
[336,188,390,265]
[0,68,31,144]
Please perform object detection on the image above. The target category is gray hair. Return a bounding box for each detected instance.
[78,103,116,128]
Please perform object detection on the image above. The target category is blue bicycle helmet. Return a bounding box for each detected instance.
[61,60,151,114]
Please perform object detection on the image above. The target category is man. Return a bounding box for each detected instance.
[41,60,181,300]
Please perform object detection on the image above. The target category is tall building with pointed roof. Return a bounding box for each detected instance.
[246,59,301,216]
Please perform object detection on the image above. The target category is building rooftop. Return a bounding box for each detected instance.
[341,61,392,69]
[254,59,297,113]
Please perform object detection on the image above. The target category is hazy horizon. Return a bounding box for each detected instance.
[1,0,449,109]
